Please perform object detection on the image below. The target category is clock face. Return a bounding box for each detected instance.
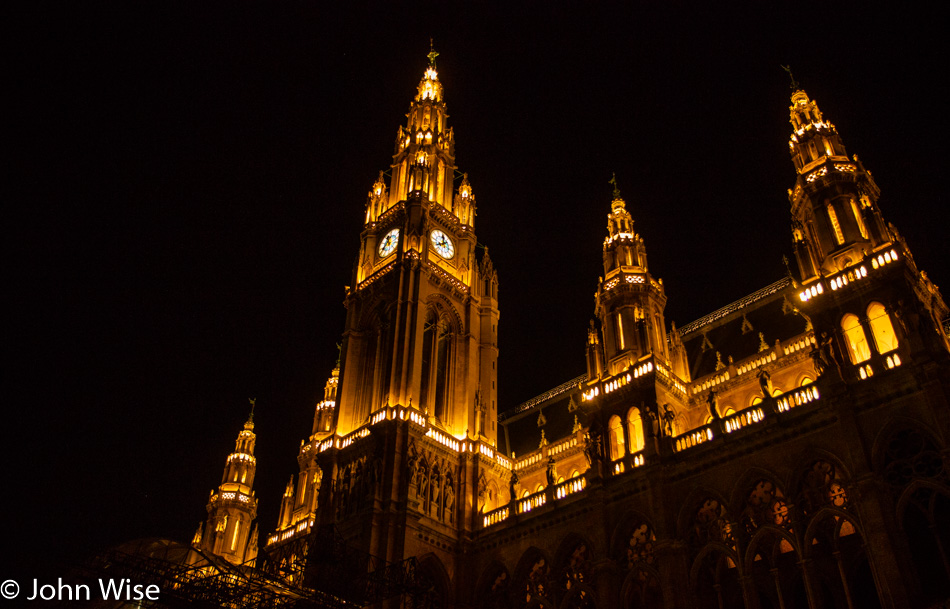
[430,229,455,259]
[377,228,400,257]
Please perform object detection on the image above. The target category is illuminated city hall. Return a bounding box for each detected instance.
[103,50,949,609]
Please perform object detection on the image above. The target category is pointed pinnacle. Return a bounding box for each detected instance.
[427,38,439,67]
[781,65,800,91]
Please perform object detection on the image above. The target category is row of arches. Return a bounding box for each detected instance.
[474,425,949,609]
[606,373,826,463]
[607,409,646,461]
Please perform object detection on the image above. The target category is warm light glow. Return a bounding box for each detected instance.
[868,302,899,354]
[827,204,845,245]
[842,313,871,364]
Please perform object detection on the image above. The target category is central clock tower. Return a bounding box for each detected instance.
[334,49,499,445]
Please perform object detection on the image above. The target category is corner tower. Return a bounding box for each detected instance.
[195,404,259,565]
[336,47,499,444]
[786,85,889,279]
[788,81,950,379]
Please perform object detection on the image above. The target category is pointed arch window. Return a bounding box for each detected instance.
[841,313,871,364]
[420,311,453,423]
[231,518,242,551]
[608,415,625,460]
[827,203,845,245]
[626,408,644,453]
[616,314,625,351]
[867,302,899,354]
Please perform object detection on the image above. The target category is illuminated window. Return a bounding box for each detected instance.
[823,138,834,157]
[608,415,625,460]
[841,313,871,364]
[800,376,813,386]
[616,314,625,350]
[626,408,644,452]
[867,302,899,354]
[827,204,845,245]
[231,519,241,551]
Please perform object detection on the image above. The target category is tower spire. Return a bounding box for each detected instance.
[781,64,799,91]
[589,178,671,377]
[427,38,439,68]
[337,51,498,445]
[609,172,621,201]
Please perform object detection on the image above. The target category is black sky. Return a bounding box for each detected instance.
[7,2,948,577]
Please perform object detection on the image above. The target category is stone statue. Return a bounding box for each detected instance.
[706,391,721,422]
[662,405,676,437]
[509,469,519,502]
[757,369,773,398]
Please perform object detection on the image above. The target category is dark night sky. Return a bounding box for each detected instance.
[6,2,948,577]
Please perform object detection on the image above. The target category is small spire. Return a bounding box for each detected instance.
[427,38,439,68]
[781,65,800,91]
[246,398,256,426]
[609,172,621,200]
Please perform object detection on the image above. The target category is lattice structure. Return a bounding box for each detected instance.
[502,374,588,418]
[678,277,792,336]
[65,535,440,609]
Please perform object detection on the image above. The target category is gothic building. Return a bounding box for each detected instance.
[197,53,950,609]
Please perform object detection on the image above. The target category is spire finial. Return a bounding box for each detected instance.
[609,172,621,200]
[248,398,256,422]
[427,38,439,68]
[781,65,800,91]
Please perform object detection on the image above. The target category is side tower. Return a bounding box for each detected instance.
[194,405,259,565]
[582,182,691,471]
[588,180,679,377]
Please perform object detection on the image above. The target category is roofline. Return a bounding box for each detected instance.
[678,277,792,337]
[500,373,587,421]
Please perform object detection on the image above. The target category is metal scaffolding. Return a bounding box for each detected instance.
[65,533,440,609]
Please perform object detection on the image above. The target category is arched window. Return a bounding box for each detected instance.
[231,517,242,551]
[626,408,644,453]
[827,203,845,245]
[420,311,453,422]
[608,415,625,460]
[841,313,871,364]
[867,302,898,354]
